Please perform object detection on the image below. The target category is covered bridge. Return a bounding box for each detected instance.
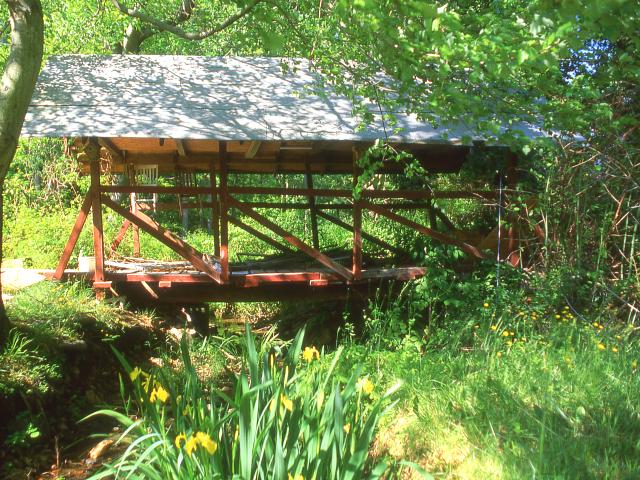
[21,55,536,303]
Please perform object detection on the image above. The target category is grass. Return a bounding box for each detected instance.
[324,317,640,479]
[1,280,154,397]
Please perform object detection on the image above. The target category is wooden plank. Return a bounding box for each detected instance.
[316,210,403,255]
[109,219,131,255]
[101,185,496,201]
[227,196,353,281]
[176,139,187,157]
[209,157,220,257]
[97,138,124,162]
[93,281,113,289]
[141,280,159,299]
[158,281,172,288]
[245,141,262,159]
[101,196,223,283]
[228,215,294,254]
[362,201,485,259]
[304,161,320,249]
[89,141,105,283]
[54,190,93,280]
[131,192,141,257]
[219,141,230,283]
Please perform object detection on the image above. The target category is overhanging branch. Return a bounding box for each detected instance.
[110,0,264,40]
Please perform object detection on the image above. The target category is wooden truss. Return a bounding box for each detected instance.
[54,138,516,302]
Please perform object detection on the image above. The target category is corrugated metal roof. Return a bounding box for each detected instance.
[22,55,543,143]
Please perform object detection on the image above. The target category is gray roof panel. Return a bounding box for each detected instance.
[22,55,544,143]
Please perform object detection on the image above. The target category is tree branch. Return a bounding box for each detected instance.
[110,0,264,41]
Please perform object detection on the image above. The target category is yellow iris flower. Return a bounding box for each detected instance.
[302,346,320,363]
[150,384,169,403]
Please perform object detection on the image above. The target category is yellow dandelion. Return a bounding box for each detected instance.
[616,335,622,340]
[302,346,320,363]
[150,384,169,403]
[502,331,510,337]
[598,325,604,330]
[612,347,619,353]
[490,325,497,331]
[510,331,515,336]
[496,352,502,358]
[506,341,513,347]
[174,433,187,449]
[288,474,304,480]
[357,377,374,396]
[632,361,638,370]
[593,322,599,328]
[555,314,561,320]
[195,432,217,454]
[281,394,293,412]
[597,343,606,351]
[185,435,198,456]
[343,423,351,434]
[483,302,490,308]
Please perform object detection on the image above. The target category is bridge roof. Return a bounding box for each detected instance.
[22,55,543,143]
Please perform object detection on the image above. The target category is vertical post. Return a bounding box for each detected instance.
[209,157,221,257]
[427,201,438,230]
[128,163,141,257]
[352,147,363,281]
[305,161,320,250]
[88,139,105,285]
[219,141,230,283]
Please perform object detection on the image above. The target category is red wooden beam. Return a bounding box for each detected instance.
[305,161,320,250]
[316,210,404,256]
[362,201,485,259]
[209,157,221,257]
[228,215,294,254]
[102,185,496,201]
[228,196,353,281]
[101,196,223,284]
[54,190,93,280]
[219,142,230,283]
[88,142,105,283]
[109,219,131,255]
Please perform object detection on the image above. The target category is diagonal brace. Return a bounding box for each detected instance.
[362,201,485,259]
[102,196,222,283]
[228,196,353,281]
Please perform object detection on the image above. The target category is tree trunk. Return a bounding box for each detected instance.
[0,0,44,346]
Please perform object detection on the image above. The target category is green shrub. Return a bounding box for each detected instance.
[87,325,399,479]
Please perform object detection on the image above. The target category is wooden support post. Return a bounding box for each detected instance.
[54,190,93,280]
[101,196,222,283]
[109,219,131,255]
[352,148,363,281]
[209,157,221,257]
[228,196,353,281]
[88,140,105,284]
[219,141,230,283]
[305,161,320,250]
[427,202,438,230]
[316,210,405,256]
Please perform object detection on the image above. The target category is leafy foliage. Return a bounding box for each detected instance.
[87,325,400,479]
